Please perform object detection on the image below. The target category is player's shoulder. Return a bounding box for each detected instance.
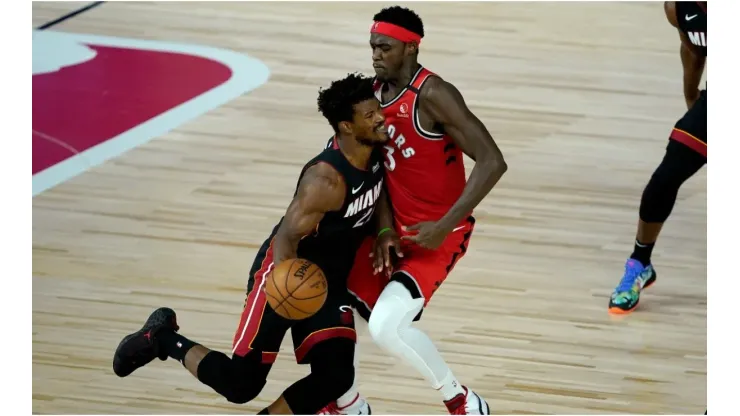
[298,162,345,206]
[664,1,679,28]
[304,158,343,185]
[418,73,465,108]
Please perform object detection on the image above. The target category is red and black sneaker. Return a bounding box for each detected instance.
[113,307,179,377]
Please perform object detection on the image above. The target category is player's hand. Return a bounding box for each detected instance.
[401,221,450,250]
[371,230,403,276]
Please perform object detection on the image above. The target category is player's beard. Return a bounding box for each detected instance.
[357,136,378,147]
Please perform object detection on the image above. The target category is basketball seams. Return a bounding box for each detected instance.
[264,291,292,319]
[287,261,327,299]
[265,258,328,320]
[289,264,328,300]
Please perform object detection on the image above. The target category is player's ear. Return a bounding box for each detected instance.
[405,42,418,56]
[338,121,353,135]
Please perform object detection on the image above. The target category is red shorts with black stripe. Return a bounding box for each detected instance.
[670,89,707,157]
[347,216,475,319]
[231,237,356,365]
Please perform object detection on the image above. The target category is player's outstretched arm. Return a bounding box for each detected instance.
[272,163,345,265]
[664,1,705,108]
[421,77,508,231]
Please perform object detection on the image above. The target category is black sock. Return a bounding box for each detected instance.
[158,329,197,362]
[630,239,655,266]
[257,408,269,414]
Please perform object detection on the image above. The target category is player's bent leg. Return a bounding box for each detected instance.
[320,308,371,415]
[195,349,270,404]
[609,138,706,314]
[279,338,357,414]
[112,307,271,404]
[367,279,489,415]
[319,237,381,415]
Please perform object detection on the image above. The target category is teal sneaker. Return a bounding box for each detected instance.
[608,259,657,314]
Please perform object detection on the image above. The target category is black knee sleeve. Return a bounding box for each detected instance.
[639,140,705,223]
[282,339,356,414]
[196,351,267,404]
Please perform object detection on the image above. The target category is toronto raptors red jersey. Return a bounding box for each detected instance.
[373,66,468,228]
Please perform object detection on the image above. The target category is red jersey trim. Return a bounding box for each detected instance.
[411,70,445,140]
[378,66,425,108]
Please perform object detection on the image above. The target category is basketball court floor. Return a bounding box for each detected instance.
[32,2,706,414]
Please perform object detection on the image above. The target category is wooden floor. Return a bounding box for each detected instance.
[32,2,706,414]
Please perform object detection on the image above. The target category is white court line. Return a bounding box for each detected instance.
[32,31,270,196]
[32,129,81,156]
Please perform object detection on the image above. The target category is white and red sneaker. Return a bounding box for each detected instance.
[444,386,490,415]
[317,394,371,415]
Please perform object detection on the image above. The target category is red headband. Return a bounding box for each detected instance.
[370,21,422,44]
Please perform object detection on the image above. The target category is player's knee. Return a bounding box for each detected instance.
[310,342,355,397]
[650,141,704,188]
[197,351,265,404]
[367,282,422,348]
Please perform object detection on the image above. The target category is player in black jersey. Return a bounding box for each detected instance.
[112,73,389,414]
[609,2,706,314]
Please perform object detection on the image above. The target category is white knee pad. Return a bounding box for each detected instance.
[367,281,424,350]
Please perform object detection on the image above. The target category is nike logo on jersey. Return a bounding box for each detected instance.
[352,183,364,194]
[344,181,383,218]
[372,162,380,173]
[339,305,352,312]
[686,14,697,21]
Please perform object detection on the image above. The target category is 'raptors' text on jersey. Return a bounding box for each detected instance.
[373,67,468,228]
[676,1,706,55]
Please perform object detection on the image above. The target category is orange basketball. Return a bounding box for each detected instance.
[264,258,328,320]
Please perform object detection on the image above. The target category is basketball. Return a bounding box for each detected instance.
[265,258,328,320]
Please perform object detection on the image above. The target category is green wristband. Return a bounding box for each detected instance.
[377,227,392,237]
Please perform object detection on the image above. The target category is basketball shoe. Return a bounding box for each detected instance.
[317,394,371,415]
[113,307,179,377]
[608,259,657,314]
[444,386,490,415]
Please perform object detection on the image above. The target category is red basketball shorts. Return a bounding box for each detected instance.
[347,216,475,318]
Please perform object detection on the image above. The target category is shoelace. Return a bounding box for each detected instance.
[616,262,643,293]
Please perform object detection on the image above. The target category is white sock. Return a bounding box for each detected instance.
[437,369,465,401]
[336,308,366,408]
[368,282,466,401]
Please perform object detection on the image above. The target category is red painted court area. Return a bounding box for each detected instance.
[33,43,233,175]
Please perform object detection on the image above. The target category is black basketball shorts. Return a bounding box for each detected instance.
[231,237,356,365]
[670,89,707,157]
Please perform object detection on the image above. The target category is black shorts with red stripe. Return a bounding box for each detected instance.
[231,233,356,365]
[670,89,707,157]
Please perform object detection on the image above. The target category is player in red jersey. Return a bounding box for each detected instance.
[318,6,507,415]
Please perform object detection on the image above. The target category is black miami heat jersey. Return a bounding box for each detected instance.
[251,136,384,291]
[676,2,706,56]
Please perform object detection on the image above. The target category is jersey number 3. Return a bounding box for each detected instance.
[383,146,396,171]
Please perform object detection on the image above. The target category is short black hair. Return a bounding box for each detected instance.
[317,73,376,133]
[373,6,424,38]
